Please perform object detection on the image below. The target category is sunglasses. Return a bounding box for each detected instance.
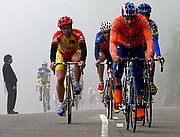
[103,31,110,34]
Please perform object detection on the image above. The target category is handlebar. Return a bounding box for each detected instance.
[116,57,165,72]
[53,62,84,75]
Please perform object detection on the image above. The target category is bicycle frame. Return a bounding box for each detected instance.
[54,62,82,124]
[101,61,114,119]
[121,57,146,132]
[142,57,165,127]
[41,84,48,112]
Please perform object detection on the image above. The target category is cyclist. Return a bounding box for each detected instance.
[94,21,113,94]
[37,61,51,110]
[110,2,154,118]
[88,87,96,108]
[50,16,87,116]
[138,3,162,95]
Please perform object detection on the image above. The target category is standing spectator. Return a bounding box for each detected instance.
[2,54,18,114]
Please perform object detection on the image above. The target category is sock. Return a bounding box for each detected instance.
[116,84,121,90]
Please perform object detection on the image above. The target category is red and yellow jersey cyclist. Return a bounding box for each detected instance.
[110,2,154,117]
[94,21,113,94]
[138,3,162,95]
[50,16,87,116]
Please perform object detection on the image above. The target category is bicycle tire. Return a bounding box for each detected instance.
[123,78,130,130]
[146,80,153,127]
[104,79,110,119]
[109,78,114,120]
[42,91,47,112]
[66,75,72,124]
[130,79,137,132]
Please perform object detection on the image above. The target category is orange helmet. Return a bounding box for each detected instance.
[57,16,73,27]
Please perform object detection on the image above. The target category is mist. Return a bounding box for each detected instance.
[0,0,179,114]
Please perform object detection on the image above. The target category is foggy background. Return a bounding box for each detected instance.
[0,0,179,114]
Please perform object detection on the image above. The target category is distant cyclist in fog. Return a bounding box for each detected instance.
[37,61,51,110]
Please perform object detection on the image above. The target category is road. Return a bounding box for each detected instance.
[0,107,180,137]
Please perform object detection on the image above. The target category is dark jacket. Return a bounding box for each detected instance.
[2,63,17,86]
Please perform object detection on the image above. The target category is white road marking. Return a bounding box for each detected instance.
[116,123,124,128]
[100,114,109,137]
[113,116,119,120]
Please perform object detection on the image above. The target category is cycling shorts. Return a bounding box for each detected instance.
[55,49,81,70]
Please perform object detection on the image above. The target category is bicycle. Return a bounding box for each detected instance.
[100,61,114,119]
[36,83,49,112]
[142,57,165,127]
[121,57,145,132]
[54,62,83,124]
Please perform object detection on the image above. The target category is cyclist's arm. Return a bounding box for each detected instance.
[50,44,58,63]
[109,22,118,59]
[79,42,87,62]
[153,35,161,57]
[94,42,100,60]
[143,24,154,57]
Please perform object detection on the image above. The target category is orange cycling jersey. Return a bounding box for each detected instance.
[110,14,154,58]
[52,28,85,54]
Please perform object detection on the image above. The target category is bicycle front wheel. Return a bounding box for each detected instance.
[130,80,138,132]
[66,76,72,124]
[42,92,47,112]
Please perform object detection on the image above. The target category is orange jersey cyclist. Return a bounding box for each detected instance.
[94,21,113,94]
[110,2,154,117]
[50,16,87,116]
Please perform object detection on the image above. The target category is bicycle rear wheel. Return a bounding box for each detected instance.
[145,81,152,127]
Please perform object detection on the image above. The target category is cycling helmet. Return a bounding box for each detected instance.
[121,2,137,16]
[58,16,73,27]
[138,3,152,13]
[42,61,47,65]
[88,87,93,91]
[99,21,112,32]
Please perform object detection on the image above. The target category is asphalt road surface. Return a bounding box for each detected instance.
[0,107,180,137]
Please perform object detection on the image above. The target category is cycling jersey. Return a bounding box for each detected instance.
[110,14,154,58]
[52,28,85,53]
[37,67,51,83]
[149,19,161,57]
[94,31,112,61]
[50,28,87,64]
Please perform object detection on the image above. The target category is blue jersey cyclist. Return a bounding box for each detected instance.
[94,21,113,94]
[37,61,51,110]
[138,3,162,95]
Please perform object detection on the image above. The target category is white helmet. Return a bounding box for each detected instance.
[88,87,93,91]
[42,61,47,65]
[99,21,112,32]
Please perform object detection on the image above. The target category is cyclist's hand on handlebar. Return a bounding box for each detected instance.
[95,59,101,67]
[156,56,161,63]
[79,61,86,68]
[112,56,121,64]
[50,62,55,71]
[145,55,154,67]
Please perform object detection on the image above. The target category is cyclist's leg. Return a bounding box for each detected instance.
[56,52,66,115]
[149,59,157,94]
[45,87,51,110]
[97,51,106,93]
[38,81,42,101]
[71,50,81,94]
[113,43,126,112]
[131,45,145,118]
